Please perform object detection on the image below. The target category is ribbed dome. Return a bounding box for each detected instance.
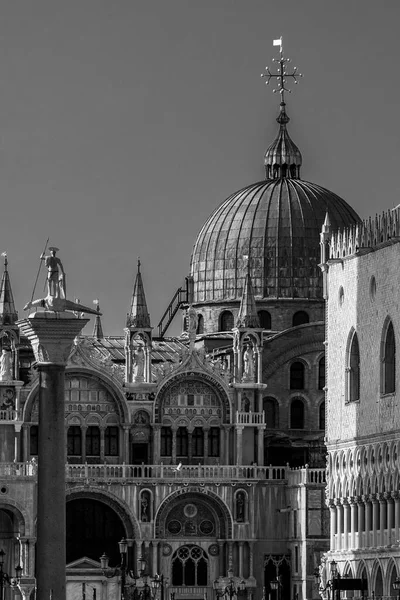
[190,178,360,303]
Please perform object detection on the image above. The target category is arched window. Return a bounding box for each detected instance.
[290,398,304,429]
[293,311,309,327]
[172,545,208,586]
[161,427,172,456]
[67,426,82,456]
[263,397,278,428]
[290,362,305,389]
[192,428,204,457]
[196,315,204,335]
[258,310,272,329]
[86,426,100,456]
[383,321,396,394]
[347,331,360,402]
[104,426,119,456]
[30,425,38,456]
[220,310,234,332]
[318,356,325,390]
[177,427,188,457]
[208,428,220,457]
[319,401,325,430]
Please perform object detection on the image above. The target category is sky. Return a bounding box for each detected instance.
[0,1,399,336]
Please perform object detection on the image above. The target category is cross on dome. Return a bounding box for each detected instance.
[261,36,303,106]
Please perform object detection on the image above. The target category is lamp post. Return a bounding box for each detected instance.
[0,549,22,600]
[393,576,400,600]
[270,577,281,600]
[101,543,164,600]
[100,538,138,600]
[213,569,246,599]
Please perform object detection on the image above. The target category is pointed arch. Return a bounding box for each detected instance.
[346,329,360,402]
[381,318,396,394]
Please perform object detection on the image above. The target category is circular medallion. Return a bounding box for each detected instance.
[162,544,172,556]
[167,520,182,535]
[199,520,214,535]
[184,503,198,518]
[208,544,219,556]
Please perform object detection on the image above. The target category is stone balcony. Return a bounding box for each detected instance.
[236,411,265,425]
[0,462,326,485]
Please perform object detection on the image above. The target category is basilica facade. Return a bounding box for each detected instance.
[0,52,362,600]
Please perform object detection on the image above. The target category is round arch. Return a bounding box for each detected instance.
[0,499,31,536]
[155,488,233,539]
[154,371,231,424]
[23,367,128,423]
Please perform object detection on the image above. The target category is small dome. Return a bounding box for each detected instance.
[264,103,302,179]
[190,178,360,303]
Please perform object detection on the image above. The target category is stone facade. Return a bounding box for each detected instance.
[322,207,400,597]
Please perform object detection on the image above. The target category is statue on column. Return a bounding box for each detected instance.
[41,247,66,299]
[242,344,255,382]
[23,246,98,315]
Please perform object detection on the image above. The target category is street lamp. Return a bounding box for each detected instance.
[393,576,400,600]
[100,538,138,600]
[270,577,282,600]
[0,549,22,600]
[213,569,246,599]
[101,544,164,600]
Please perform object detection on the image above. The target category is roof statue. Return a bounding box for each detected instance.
[23,245,99,316]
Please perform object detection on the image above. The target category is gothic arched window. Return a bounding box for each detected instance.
[382,321,396,394]
[293,311,309,327]
[290,398,305,429]
[220,311,234,332]
[172,545,208,587]
[258,310,272,329]
[346,331,360,402]
[290,362,305,390]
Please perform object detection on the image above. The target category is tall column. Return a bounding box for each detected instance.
[379,494,387,546]
[357,496,365,549]
[257,426,265,465]
[238,542,244,578]
[343,499,350,550]
[350,497,357,550]
[372,495,379,548]
[329,501,337,550]
[386,493,394,546]
[336,500,343,550]
[172,428,177,464]
[256,347,262,384]
[249,542,254,578]
[393,492,400,544]
[204,428,209,461]
[364,496,372,547]
[236,427,243,465]
[18,312,89,600]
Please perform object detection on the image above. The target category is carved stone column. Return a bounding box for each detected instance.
[393,492,400,544]
[349,497,357,550]
[236,427,244,465]
[357,496,365,549]
[329,500,337,550]
[371,494,379,547]
[386,493,394,546]
[335,499,343,551]
[18,312,89,600]
[342,499,349,550]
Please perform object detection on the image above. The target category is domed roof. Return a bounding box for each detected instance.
[190,104,361,304]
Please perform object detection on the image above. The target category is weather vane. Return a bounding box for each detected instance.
[261,37,303,104]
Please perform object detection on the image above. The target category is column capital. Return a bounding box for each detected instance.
[17,313,89,365]
[393,491,400,501]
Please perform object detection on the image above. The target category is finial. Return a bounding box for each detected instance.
[93,298,100,312]
[137,257,141,273]
[1,252,7,270]
[261,37,303,106]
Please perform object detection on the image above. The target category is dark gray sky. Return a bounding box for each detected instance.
[1,1,398,335]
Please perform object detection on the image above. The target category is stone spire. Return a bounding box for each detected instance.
[236,260,260,328]
[92,300,104,340]
[0,253,18,326]
[126,259,151,328]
